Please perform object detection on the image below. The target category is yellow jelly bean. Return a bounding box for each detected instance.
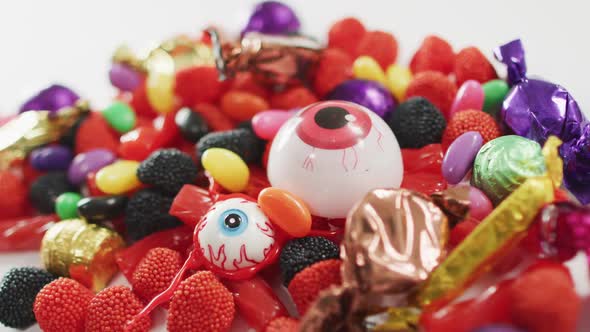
[145,49,175,114]
[386,65,413,101]
[95,160,141,195]
[353,56,387,86]
[202,148,250,193]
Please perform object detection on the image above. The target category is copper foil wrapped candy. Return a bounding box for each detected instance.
[300,188,448,331]
[209,29,321,86]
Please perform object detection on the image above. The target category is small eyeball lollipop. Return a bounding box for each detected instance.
[267,100,403,218]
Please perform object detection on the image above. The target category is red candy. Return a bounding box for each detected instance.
[0,170,27,219]
[405,71,457,118]
[401,144,447,195]
[75,112,119,154]
[454,47,498,86]
[288,259,342,315]
[192,102,236,131]
[0,214,57,251]
[442,110,502,151]
[265,317,299,332]
[169,185,214,228]
[132,247,183,302]
[410,35,455,74]
[86,171,108,197]
[129,81,157,118]
[230,72,270,99]
[119,126,162,161]
[220,90,270,122]
[313,48,353,97]
[152,111,180,148]
[86,286,151,332]
[270,86,318,110]
[175,66,226,106]
[355,30,398,69]
[328,17,367,57]
[449,219,478,247]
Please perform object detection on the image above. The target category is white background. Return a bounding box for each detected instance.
[1,0,590,331]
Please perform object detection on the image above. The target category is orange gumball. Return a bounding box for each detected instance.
[220,91,270,122]
[258,187,312,238]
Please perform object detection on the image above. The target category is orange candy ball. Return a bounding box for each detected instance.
[220,91,270,122]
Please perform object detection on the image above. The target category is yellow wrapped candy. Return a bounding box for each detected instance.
[95,160,141,195]
[542,135,563,188]
[386,65,412,101]
[353,56,387,86]
[201,148,250,192]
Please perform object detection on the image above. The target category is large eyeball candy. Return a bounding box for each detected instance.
[194,194,280,279]
[267,101,403,218]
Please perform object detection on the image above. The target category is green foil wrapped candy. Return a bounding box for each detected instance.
[472,135,546,204]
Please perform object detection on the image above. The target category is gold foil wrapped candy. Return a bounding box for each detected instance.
[41,219,124,292]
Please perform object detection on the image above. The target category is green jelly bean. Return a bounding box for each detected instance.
[102,102,136,133]
[55,192,83,220]
[482,79,510,117]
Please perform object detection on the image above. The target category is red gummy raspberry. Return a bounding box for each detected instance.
[0,170,27,219]
[131,247,182,302]
[410,35,455,74]
[167,271,235,332]
[442,110,501,151]
[270,86,318,110]
[85,286,151,332]
[454,47,498,86]
[34,278,94,332]
[175,66,226,106]
[355,30,398,69]
[313,48,353,97]
[75,112,119,155]
[265,317,299,332]
[287,259,342,315]
[406,71,458,118]
[328,17,367,57]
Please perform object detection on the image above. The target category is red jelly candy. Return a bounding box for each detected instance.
[355,30,398,69]
[454,47,498,86]
[115,226,193,281]
[230,72,270,99]
[270,86,318,110]
[0,170,27,219]
[130,80,157,118]
[152,111,180,148]
[75,112,119,154]
[243,166,271,199]
[119,126,162,161]
[328,17,367,57]
[405,71,458,118]
[221,90,270,122]
[0,214,57,251]
[175,66,226,106]
[169,185,214,228]
[410,35,455,74]
[86,171,108,197]
[449,219,478,247]
[192,102,235,131]
[222,276,287,332]
[401,144,447,195]
[313,48,353,97]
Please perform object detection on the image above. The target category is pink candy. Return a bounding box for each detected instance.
[252,110,293,140]
[469,186,493,221]
[449,80,484,116]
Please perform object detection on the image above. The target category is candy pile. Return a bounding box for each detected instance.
[0,1,588,332]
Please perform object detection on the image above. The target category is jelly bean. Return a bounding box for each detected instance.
[109,63,142,92]
[201,148,250,192]
[146,49,175,114]
[258,187,312,237]
[67,149,116,185]
[119,126,161,161]
[251,110,292,140]
[385,65,412,101]
[353,56,387,86]
[449,80,484,116]
[55,192,82,220]
[469,186,493,221]
[174,107,209,143]
[86,171,107,196]
[152,111,180,147]
[95,160,141,194]
[442,131,483,184]
[482,79,510,116]
[29,145,73,172]
[77,195,128,223]
[221,91,270,122]
[101,101,137,133]
[192,103,235,132]
[0,214,58,251]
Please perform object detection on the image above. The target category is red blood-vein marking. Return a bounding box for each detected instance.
[352,146,358,169]
[196,219,208,232]
[208,244,227,270]
[233,244,260,270]
[257,221,275,239]
[262,242,274,258]
[376,127,384,152]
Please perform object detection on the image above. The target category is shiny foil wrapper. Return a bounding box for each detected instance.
[209,29,321,87]
[41,219,124,292]
[495,39,586,145]
[342,188,449,295]
[562,124,590,204]
[430,186,471,227]
[0,101,89,170]
[417,176,554,307]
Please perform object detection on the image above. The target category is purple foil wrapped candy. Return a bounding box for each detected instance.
[562,124,590,204]
[326,79,396,118]
[19,84,79,113]
[241,1,301,36]
[494,39,585,145]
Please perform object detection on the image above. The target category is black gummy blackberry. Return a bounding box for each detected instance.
[28,172,76,213]
[197,128,265,164]
[386,97,447,148]
[125,188,182,242]
[279,236,340,285]
[137,149,198,195]
[0,267,57,329]
[236,120,254,131]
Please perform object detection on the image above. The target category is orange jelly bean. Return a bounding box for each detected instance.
[258,187,312,238]
[220,91,270,122]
